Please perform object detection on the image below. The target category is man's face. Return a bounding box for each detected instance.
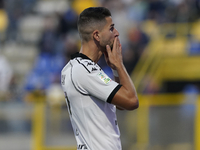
[99,17,119,51]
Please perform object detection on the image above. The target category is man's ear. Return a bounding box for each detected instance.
[93,30,100,42]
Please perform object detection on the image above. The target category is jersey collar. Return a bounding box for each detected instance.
[71,52,92,61]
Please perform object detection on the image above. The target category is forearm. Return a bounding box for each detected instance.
[112,69,120,83]
[110,63,139,110]
[116,63,138,98]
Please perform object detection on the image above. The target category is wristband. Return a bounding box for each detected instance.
[112,69,119,77]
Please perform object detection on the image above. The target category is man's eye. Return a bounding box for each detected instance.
[110,27,114,32]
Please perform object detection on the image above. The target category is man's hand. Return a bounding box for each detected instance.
[104,37,123,70]
[104,37,139,110]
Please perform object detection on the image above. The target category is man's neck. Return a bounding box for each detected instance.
[79,41,102,63]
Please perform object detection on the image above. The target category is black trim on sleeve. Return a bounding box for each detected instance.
[107,85,122,103]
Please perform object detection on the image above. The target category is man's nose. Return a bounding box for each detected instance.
[115,28,119,37]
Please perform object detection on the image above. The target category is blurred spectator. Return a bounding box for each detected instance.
[127,0,148,23]
[24,53,65,91]
[21,0,37,14]
[164,2,178,22]
[0,54,13,100]
[24,53,65,103]
[123,45,136,75]
[38,15,58,55]
[56,7,78,39]
[0,0,3,9]
[0,0,8,44]
[4,0,23,42]
[147,0,166,23]
[123,26,149,74]
[177,1,190,22]
[197,0,200,13]
[63,32,79,63]
[3,0,37,43]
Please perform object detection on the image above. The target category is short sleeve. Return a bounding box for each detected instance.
[72,66,121,103]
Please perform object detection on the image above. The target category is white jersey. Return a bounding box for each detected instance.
[61,53,122,150]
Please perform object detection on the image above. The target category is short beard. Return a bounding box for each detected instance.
[103,44,113,52]
[101,42,113,52]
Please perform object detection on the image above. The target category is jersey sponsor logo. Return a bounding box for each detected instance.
[78,144,88,149]
[97,72,112,84]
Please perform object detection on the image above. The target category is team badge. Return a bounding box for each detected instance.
[97,72,112,84]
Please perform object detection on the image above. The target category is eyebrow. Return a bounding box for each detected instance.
[110,24,114,27]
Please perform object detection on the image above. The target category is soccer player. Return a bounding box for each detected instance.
[61,7,139,150]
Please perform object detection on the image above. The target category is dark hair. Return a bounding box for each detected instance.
[77,7,111,42]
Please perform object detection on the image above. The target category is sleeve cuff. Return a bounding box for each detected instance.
[107,85,122,103]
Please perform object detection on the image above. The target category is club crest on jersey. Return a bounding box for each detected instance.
[97,72,111,84]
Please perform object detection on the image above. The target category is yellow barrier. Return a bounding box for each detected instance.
[195,98,200,150]
[32,94,200,150]
[32,102,45,150]
[32,102,76,150]
[44,147,76,150]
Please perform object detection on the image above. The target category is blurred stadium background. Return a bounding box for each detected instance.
[1,0,200,150]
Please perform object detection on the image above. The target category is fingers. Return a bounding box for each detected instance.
[114,37,122,54]
[105,37,122,69]
[117,37,122,52]
[112,37,118,52]
[106,45,112,57]
[116,36,120,46]
[106,37,121,56]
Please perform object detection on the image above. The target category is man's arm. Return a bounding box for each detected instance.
[111,70,124,110]
[104,37,139,110]
[112,64,138,110]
